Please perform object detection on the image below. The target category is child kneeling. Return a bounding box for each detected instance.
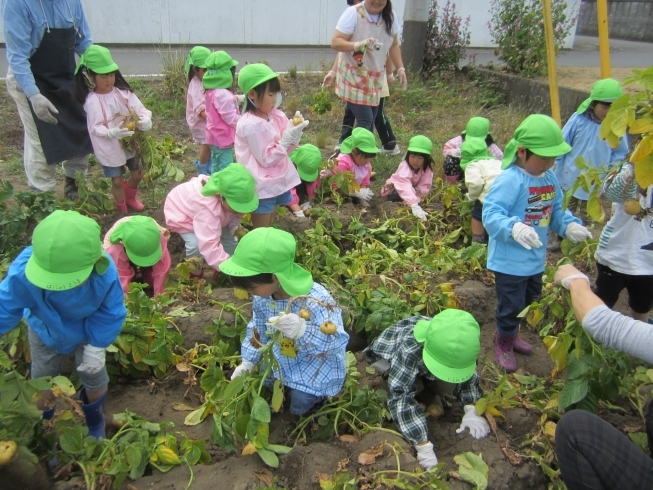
[221,228,349,416]
[287,144,323,218]
[331,128,378,207]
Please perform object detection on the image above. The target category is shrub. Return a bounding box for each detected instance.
[488,0,578,77]
[422,0,471,78]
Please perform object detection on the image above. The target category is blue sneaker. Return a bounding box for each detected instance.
[193,159,211,176]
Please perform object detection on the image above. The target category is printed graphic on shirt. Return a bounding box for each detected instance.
[279,338,298,358]
[353,49,366,67]
[525,185,555,228]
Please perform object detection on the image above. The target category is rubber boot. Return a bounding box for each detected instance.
[494,331,517,372]
[114,199,128,213]
[123,182,144,211]
[64,176,79,200]
[193,159,211,176]
[513,332,534,355]
[80,388,107,439]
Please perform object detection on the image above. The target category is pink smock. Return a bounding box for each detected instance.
[186,77,207,143]
[332,153,371,190]
[205,88,240,148]
[381,161,433,206]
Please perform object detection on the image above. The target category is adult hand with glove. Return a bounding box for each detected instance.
[108,124,134,140]
[565,223,592,243]
[554,264,590,289]
[279,119,309,149]
[456,405,490,439]
[411,204,427,221]
[415,442,438,469]
[138,115,152,131]
[354,37,376,52]
[267,313,306,339]
[28,93,59,124]
[351,188,374,201]
[77,345,106,374]
[231,361,255,380]
[512,222,543,250]
[322,71,336,87]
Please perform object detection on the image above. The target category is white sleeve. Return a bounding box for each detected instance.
[392,12,401,37]
[335,7,358,35]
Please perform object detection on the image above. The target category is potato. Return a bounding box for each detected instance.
[299,308,311,320]
[319,321,337,335]
[624,199,641,216]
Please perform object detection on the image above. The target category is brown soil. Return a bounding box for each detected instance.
[537,66,646,95]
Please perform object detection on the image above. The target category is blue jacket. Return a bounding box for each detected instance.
[2,0,92,97]
[554,112,629,200]
[0,247,126,354]
[483,166,581,276]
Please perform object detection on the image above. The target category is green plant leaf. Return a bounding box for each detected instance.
[251,395,271,423]
[256,447,279,468]
[558,377,589,411]
[271,380,284,413]
[266,443,292,455]
[59,426,85,454]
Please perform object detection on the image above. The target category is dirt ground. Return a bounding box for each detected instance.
[537,66,645,95]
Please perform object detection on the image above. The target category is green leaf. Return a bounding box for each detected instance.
[454,452,488,490]
[221,375,245,401]
[51,375,76,396]
[266,444,293,455]
[235,414,250,439]
[271,380,283,413]
[256,447,279,468]
[201,366,224,393]
[131,339,149,364]
[251,395,271,423]
[59,426,85,454]
[558,377,589,411]
[27,376,53,392]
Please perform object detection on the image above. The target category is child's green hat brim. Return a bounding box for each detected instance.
[340,127,378,155]
[501,114,571,169]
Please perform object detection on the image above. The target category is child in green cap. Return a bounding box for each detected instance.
[459,137,502,243]
[287,144,323,218]
[381,134,434,221]
[364,309,489,470]
[220,228,349,416]
[235,63,310,228]
[483,114,592,372]
[75,45,152,213]
[330,127,378,207]
[103,215,172,296]
[164,164,258,278]
[185,46,212,175]
[442,116,504,183]
[0,210,127,439]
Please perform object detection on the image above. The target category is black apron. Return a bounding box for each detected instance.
[28,27,93,164]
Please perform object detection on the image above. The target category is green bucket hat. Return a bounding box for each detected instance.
[201,163,259,213]
[462,117,491,138]
[109,216,162,267]
[290,144,322,182]
[413,309,480,383]
[219,228,314,297]
[340,127,379,155]
[185,46,211,74]
[460,137,492,171]
[501,114,571,170]
[203,51,239,90]
[75,45,119,75]
[407,135,433,155]
[25,210,109,290]
[577,78,623,114]
[238,63,279,95]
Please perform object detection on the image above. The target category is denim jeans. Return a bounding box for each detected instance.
[339,98,394,149]
[289,388,325,416]
[339,102,379,141]
[493,270,542,334]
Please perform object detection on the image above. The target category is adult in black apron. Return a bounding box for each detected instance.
[27,26,93,199]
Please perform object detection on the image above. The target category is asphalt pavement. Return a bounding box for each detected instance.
[1,36,652,78]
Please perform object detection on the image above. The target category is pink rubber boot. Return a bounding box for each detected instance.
[513,333,534,355]
[123,182,144,211]
[114,199,128,213]
[494,331,516,372]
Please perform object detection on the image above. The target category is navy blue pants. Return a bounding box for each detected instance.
[493,271,543,334]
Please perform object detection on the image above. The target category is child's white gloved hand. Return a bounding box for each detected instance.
[236,94,246,104]
[322,71,336,87]
[280,120,309,149]
[231,361,255,380]
[77,345,106,374]
[456,405,490,439]
[300,202,312,211]
[108,124,134,139]
[351,188,374,200]
[267,314,307,339]
[293,210,306,218]
[565,223,592,243]
[411,203,427,221]
[415,442,438,469]
[138,115,152,131]
[512,222,543,250]
[450,148,462,159]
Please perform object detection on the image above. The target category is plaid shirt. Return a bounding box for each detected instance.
[241,282,348,397]
[363,316,483,445]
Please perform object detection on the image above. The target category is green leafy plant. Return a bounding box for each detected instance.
[311,88,334,115]
[423,0,471,77]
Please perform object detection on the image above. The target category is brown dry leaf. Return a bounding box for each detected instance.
[501,442,526,466]
[339,434,360,443]
[623,423,645,433]
[448,470,462,481]
[183,375,197,386]
[337,457,350,472]
[172,403,196,412]
[357,442,384,466]
[126,485,138,490]
[253,467,274,487]
[175,362,190,372]
[317,472,334,486]
[425,404,444,419]
[485,411,498,435]
[241,442,257,456]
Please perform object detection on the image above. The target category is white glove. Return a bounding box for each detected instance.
[396,67,408,90]
[411,203,427,221]
[28,93,59,124]
[108,125,134,140]
[554,264,591,289]
[291,112,305,144]
[231,361,255,380]
[279,120,309,149]
[354,38,376,52]
[351,188,374,200]
[456,405,491,439]
[565,222,592,243]
[138,115,152,131]
[512,222,543,250]
[623,163,635,183]
[387,73,395,83]
[415,442,438,469]
[236,94,246,104]
[77,345,106,374]
[450,148,462,158]
[267,314,306,339]
[293,210,306,218]
[322,70,336,87]
[300,202,312,211]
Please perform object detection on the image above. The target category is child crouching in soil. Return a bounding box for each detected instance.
[330,127,377,207]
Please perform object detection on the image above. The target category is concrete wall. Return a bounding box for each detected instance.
[577,0,653,42]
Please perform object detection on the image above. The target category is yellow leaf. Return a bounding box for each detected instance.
[631,135,653,162]
[487,405,505,420]
[628,115,653,135]
[271,380,284,413]
[605,131,621,149]
[155,446,181,466]
[610,109,629,136]
[475,398,488,415]
[242,442,257,456]
[543,396,559,412]
[634,154,653,188]
[544,421,557,440]
[440,282,454,293]
[233,288,249,300]
[587,191,605,223]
